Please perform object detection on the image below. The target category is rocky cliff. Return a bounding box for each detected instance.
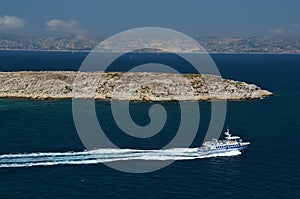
[0,71,272,101]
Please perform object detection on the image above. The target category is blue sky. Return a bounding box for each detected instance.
[1,0,300,37]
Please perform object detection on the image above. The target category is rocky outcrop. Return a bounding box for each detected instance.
[0,71,272,101]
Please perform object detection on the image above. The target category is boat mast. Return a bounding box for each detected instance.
[224,126,231,137]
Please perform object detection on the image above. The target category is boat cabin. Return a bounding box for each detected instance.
[225,135,241,143]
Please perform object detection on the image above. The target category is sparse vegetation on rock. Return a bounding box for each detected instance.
[0,71,272,101]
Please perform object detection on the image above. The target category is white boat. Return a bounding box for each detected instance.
[197,128,250,155]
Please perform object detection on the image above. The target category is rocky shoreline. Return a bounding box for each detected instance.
[0,71,272,101]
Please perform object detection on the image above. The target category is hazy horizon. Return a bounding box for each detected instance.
[1,0,300,38]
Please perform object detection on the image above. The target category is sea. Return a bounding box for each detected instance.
[0,50,299,198]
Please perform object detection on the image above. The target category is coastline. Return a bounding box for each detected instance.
[0,48,300,55]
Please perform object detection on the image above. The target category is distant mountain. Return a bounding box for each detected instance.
[0,34,300,54]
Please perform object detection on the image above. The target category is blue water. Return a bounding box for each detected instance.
[0,51,299,198]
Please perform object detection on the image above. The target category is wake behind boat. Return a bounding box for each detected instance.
[198,128,250,155]
[0,129,249,168]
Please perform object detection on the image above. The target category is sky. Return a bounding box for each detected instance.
[0,0,300,38]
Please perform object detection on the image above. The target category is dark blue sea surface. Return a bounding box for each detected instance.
[0,51,299,198]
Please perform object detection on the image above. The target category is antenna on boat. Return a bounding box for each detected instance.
[224,125,230,136]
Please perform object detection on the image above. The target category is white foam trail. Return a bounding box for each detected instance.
[0,148,241,168]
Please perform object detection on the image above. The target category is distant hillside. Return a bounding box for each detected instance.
[0,34,300,53]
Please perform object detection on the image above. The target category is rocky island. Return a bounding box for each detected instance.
[0,71,272,101]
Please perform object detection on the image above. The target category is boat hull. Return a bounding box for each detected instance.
[197,144,249,155]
